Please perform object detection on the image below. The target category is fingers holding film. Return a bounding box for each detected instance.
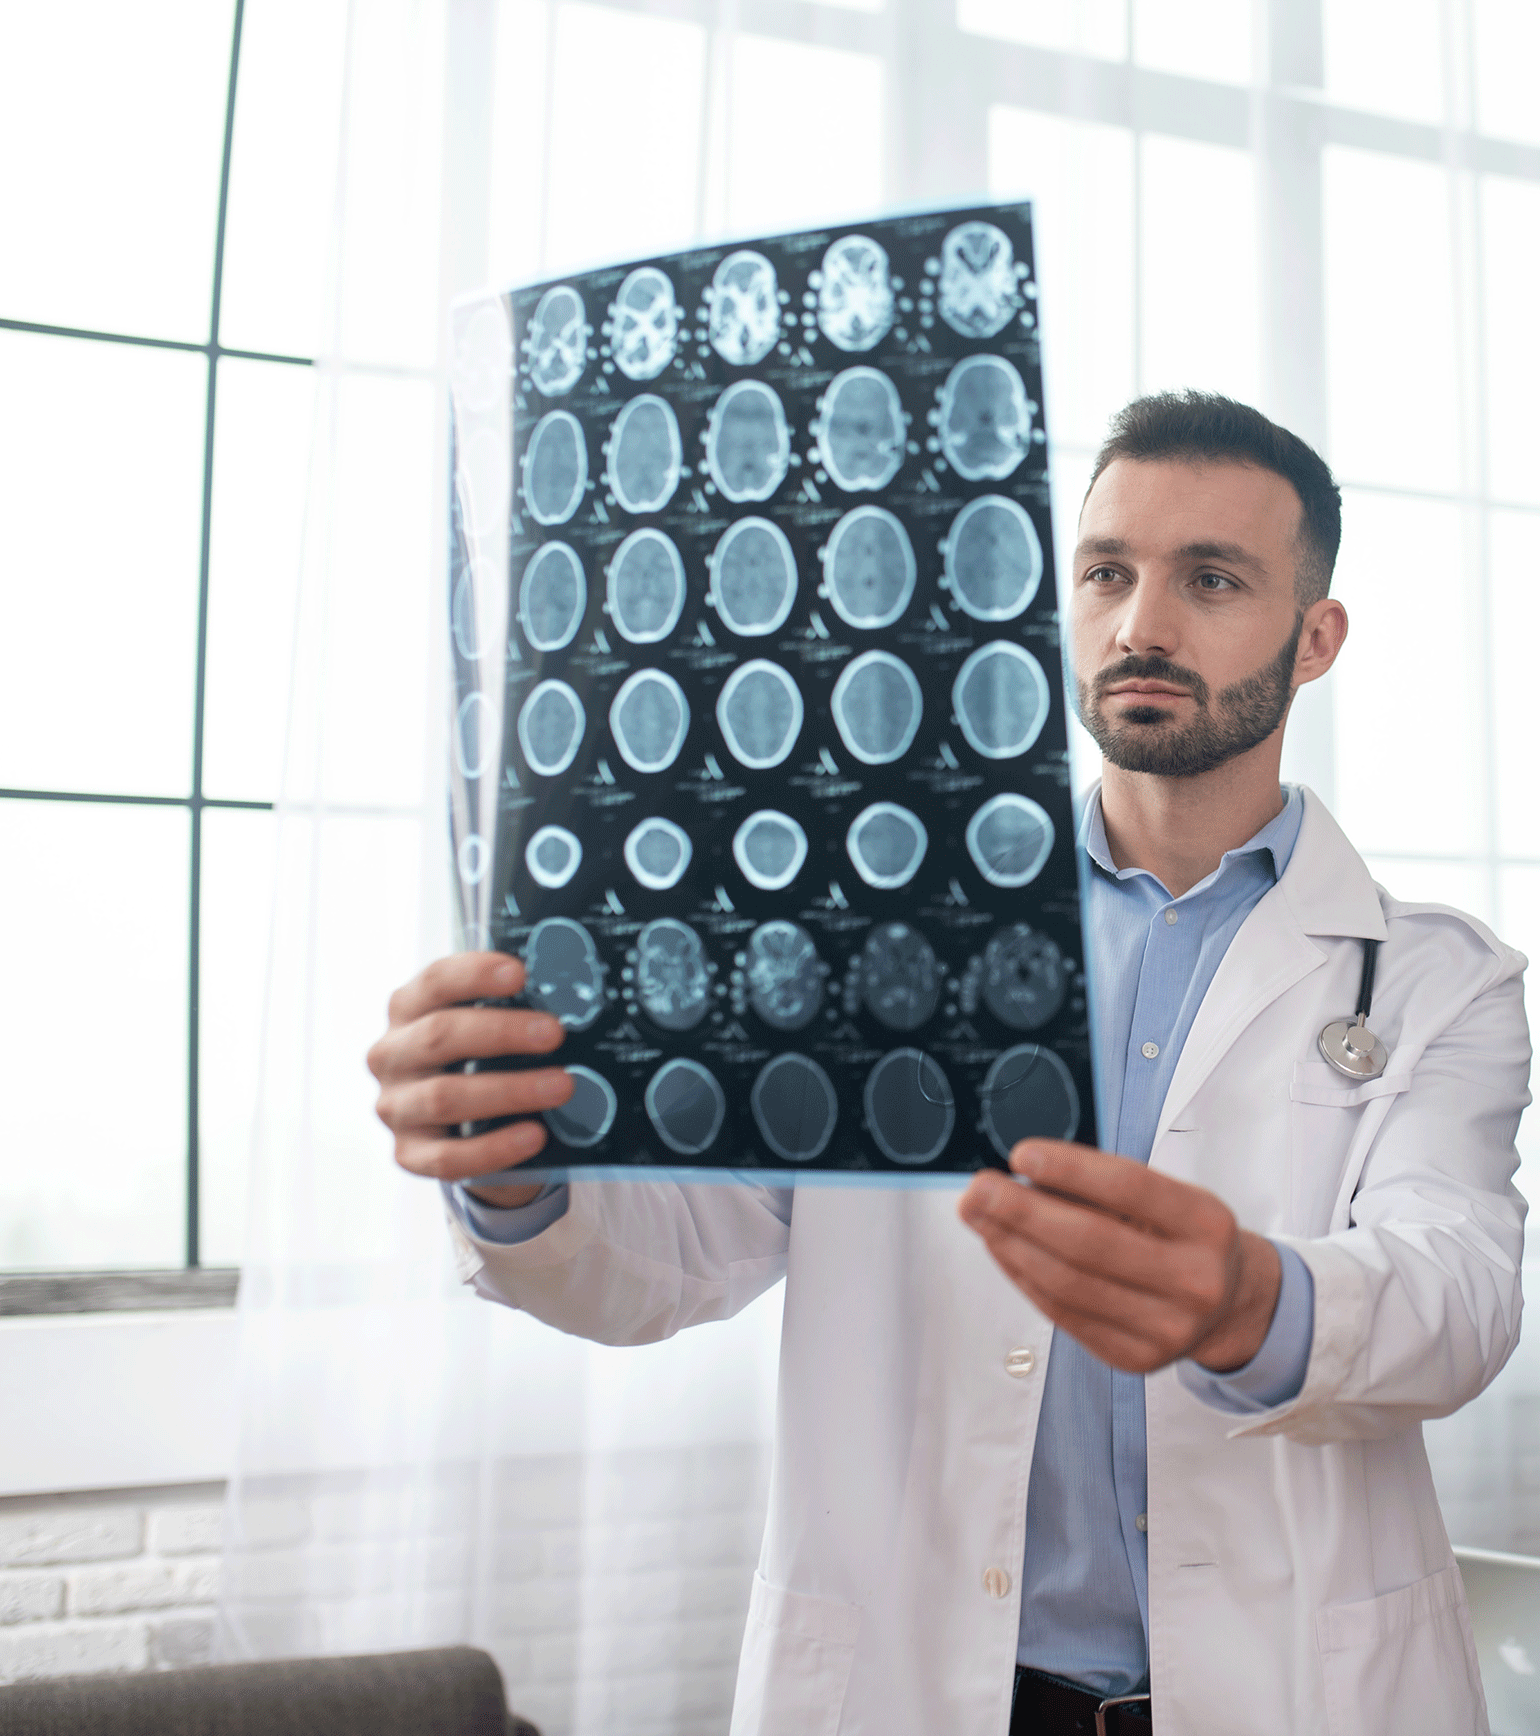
[386,951,526,1026]
[399,1114,554,1183]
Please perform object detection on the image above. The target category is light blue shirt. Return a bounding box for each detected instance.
[451,786,1316,1695]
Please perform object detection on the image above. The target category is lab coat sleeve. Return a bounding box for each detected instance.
[1237,934,1531,1446]
[442,1175,794,1347]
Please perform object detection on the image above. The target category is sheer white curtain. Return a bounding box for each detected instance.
[215,2,1538,1730]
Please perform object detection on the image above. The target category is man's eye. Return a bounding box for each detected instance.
[1195,572,1233,591]
[1086,566,1121,583]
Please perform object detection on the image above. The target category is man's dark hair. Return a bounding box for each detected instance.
[1085,391,1342,604]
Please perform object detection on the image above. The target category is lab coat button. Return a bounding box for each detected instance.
[1004,1348,1036,1377]
[1141,1041,1160,1059]
[1135,1512,1148,1533]
[983,1566,1012,1598]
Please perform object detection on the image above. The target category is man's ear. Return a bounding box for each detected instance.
[1293,597,1348,688]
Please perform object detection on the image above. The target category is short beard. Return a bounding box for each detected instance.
[1077,613,1303,778]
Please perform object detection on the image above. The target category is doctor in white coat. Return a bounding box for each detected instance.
[369,392,1531,1735]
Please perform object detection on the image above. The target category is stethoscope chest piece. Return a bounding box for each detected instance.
[1318,1015,1388,1081]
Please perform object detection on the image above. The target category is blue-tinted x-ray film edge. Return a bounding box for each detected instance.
[447,201,1098,1179]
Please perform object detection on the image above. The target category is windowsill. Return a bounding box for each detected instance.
[0,1268,240,1316]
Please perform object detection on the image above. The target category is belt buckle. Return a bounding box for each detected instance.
[1095,1691,1151,1735]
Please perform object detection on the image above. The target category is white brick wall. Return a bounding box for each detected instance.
[0,1484,224,1685]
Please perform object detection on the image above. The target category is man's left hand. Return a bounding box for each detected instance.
[957,1141,1282,1376]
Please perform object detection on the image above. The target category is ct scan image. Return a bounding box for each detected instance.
[447,201,1094,1177]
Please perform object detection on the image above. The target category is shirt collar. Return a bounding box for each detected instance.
[1080,783,1305,898]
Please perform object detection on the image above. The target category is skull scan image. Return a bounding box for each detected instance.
[607,529,686,644]
[523,917,607,1029]
[831,650,923,765]
[937,221,1019,340]
[821,507,916,631]
[605,394,682,515]
[980,1045,1080,1158]
[710,518,797,637]
[966,793,1055,889]
[610,669,690,773]
[455,691,496,779]
[526,824,583,889]
[943,496,1043,623]
[704,381,791,504]
[817,235,894,353]
[543,1065,618,1148]
[745,921,824,1031]
[623,816,693,890]
[864,1048,955,1165]
[716,660,803,769]
[982,924,1068,1031]
[518,542,586,651]
[523,411,588,526]
[525,285,589,396]
[707,251,782,367]
[846,802,927,890]
[518,680,586,778]
[452,563,483,661]
[815,367,905,492]
[938,355,1032,482]
[751,1054,839,1163]
[733,811,808,891]
[952,642,1051,760]
[634,918,712,1032]
[610,267,679,382]
[645,1057,727,1155]
[860,922,942,1032]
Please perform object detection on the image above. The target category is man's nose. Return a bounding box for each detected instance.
[1114,578,1180,659]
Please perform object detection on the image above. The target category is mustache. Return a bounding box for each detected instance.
[1090,655,1211,709]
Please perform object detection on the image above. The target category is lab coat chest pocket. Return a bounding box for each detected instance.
[730,1573,862,1736]
[1289,1061,1410,1235]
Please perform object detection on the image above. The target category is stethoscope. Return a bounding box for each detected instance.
[1317,938,1388,1081]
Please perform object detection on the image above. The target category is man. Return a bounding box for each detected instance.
[369,393,1531,1733]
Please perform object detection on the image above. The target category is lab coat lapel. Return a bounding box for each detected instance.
[1152,788,1387,1139]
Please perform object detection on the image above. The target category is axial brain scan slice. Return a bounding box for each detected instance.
[847,802,927,889]
[832,651,923,764]
[733,810,808,890]
[937,221,1018,339]
[624,816,692,890]
[938,355,1031,482]
[523,918,607,1029]
[452,564,482,660]
[523,411,588,525]
[982,924,1068,1031]
[752,1053,839,1162]
[518,680,586,777]
[746,921,824,1030]
[646,1057,727,1155]
[456,691,495,779]
[634,919,712,1031]
[610,267,679,382]
[610,670,689,772]
[712,518,797,636]
[526,825,582,889]
[708,251,782,367]
[953,642,1050,760]
[607,529,685,643]
[944,496,1042,622]
[518,542,586,651]
[817,235,894,352]
[822,507,916,630]
[967,793,1055,888]
[980,1045,1080,1157]
[816,367,905,492]
[864,1049,955,1164]
[606,394,682,515]
[861,922,941,1031]
[526,285,588,395]
[544,1065,618,1148]
[717,660,803,769]
[704,380,791,503]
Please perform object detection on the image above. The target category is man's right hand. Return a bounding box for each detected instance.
[367,951,574,1208]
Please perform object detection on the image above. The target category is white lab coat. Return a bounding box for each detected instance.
[449,791,1532,1735]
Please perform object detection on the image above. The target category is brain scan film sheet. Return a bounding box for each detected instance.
[447,203,1097,1182]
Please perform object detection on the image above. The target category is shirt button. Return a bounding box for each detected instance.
[1135,1513,1149,1533]
[1164,909,1178,926]
[983,1566,1012,1599]
[1141,1041,1160,1059]
[1004,1348,1036,1378]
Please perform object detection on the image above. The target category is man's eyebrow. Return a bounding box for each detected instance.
[1073,536,1131,563]
[1174,539,1267,573]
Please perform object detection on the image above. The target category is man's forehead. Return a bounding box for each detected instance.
[1076,456,1301,563]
